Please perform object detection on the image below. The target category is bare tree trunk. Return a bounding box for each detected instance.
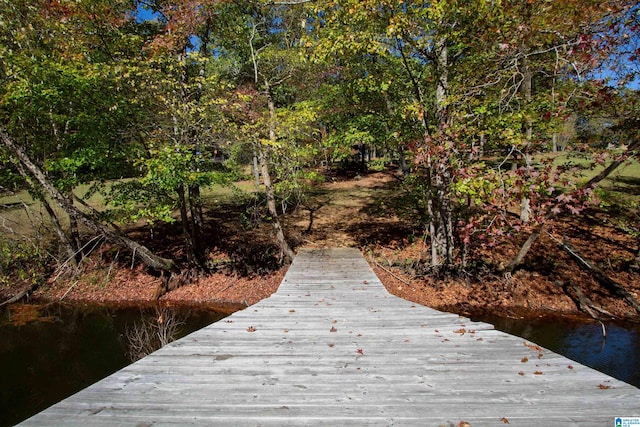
[1,129,175,271]
[435,38,448,127]
[502,227,541,273]
[259,147,295,262]
[252,145,261,188]
[41,194,78,264]
[15,161,78,263]
[398,146,409,176]
[430,37,454,266]
[188,184,205,259]
[177,184,198,266]
[67,191,81,250]
[520,50,533,223]
[261,85,295,262]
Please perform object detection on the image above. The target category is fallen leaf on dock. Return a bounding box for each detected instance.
[524,342,543,352]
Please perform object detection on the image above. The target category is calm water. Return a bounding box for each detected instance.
[0,303,225,426]
[475,313,640,388]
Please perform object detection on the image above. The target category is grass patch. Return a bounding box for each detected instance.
[0,179,259,241]
[538,151,640,210]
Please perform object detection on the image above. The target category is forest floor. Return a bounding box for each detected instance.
[4,169,640,322]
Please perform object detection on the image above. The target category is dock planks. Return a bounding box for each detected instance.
[21,248,640,426]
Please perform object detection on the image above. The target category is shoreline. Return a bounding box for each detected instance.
[5,261,636,325]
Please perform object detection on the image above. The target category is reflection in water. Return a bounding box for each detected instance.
[0,304,225,427]
[561,322,640,386]
[479,314,640,387]
[125,305,187,362]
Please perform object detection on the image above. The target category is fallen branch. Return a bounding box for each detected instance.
[502,226,542,273]
[214,278,241,298]
[558,281,615,320]
[0,129,175,272]
[547,231,640,314]
[0,282,39,307]
[60,280,79,301]
[372,258,412,286]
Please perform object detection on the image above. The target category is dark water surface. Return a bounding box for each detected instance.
[474,313,640,388]
[0,304,225,426]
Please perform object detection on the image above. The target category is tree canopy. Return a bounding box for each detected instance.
[1,0,638,282]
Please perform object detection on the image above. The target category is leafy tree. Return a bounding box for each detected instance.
[0,0,174,270]
[190,0,325,262]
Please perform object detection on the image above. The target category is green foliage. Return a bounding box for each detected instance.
[1,0,638,272]
[452,166,499,207]
[0,237,49,289]
[367,158,389,172]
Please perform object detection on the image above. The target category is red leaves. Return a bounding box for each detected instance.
[43,0,72,19]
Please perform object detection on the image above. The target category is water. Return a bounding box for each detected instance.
[0,303,225,426]
[475,313,640,388]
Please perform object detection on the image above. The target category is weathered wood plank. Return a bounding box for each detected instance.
[20,248,640,426]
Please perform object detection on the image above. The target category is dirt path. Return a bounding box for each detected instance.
[289,172,404,248]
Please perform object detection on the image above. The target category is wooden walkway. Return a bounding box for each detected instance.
[21,248,640,426]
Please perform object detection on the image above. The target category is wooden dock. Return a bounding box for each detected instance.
[21,248,640,426]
